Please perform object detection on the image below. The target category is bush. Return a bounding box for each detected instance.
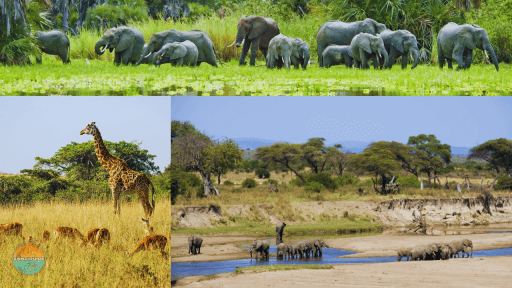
[494,175,512,191]
[396,174,421,189]
[304,181,326,193]
[289,177,306,187]
[85,0,148,30]
[255,168,270,179]
[223,180,234,186]
[336,173,359,186]
[170,168,202,204]
[305,172,338,191]
[265,179,278,185]
[241,178,257,188]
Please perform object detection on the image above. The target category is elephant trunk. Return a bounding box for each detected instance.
[95,39,107,55]
[283,51,291,70]
[410,47,419,69]
[250,248,253,258]
[235,31,245,47]
[380,48,389,70]
[136,44,153,66]
[484,44,499,71]
[302,50,310,69]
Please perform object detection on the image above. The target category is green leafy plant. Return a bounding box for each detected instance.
[241,178,257,188]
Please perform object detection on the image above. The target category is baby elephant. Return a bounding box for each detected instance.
[35,30,70,64]
[154,40,198,66]
[267,34,293,69]
[397,247,412,261]
[322,45,354,68]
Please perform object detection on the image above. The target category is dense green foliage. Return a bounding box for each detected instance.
[304,172,338,191]
[241,178,257,188]
[170,167,202,204]
[304,181,326,193]
[85,0,147,30]
[34,140,159,181]
[494,174,512,190]
[255,168,271,179]
[468,138,512,175]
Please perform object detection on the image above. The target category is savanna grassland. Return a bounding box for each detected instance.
[1,200,171,287]
[1,14,510,96]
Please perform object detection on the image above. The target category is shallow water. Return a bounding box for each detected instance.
[171,241,512,284]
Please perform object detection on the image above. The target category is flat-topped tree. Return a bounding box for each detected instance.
[80,122,155,219]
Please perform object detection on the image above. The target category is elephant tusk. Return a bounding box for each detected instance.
[100,44,108,53]
[227,39,236,47]
[240,39,245,47]
[282,57,284,63]
[484,50,489,60]
[144,52,152,58]
[378,53,382,58]
[410,54,414,61]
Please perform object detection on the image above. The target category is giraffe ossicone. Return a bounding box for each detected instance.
[80,122,155,219]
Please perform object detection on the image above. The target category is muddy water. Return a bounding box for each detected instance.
[171,232,512,285]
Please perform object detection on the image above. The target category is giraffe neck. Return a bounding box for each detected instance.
[92,129,114,170]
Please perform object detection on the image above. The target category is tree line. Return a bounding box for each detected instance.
[171,120,512,203]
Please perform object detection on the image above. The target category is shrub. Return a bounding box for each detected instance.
[289,177,306,187]
[305,172,338,191]
[255,168,270,179]
[396,174,421,189]
[336,173,359,186]
[265,179,278,184]
[494,175,512,191]
[241,178,257,188]
[304,181,326,193]
[85,0,148,31]
[223,180,234,186]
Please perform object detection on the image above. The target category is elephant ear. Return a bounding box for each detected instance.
[347,49,354,58]
[361,18,386,34]
[156,30,181,50]
[256,241,262,250]
[391,31,405,54]
[169,45,187,60]
[249,17,268,40]
[357,35,372,54]
[457,26,476,50]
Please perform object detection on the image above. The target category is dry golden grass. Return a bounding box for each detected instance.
[0,200,171,287]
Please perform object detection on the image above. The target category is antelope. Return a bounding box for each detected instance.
[142,218,154,236]
[1,222,23,239]
[81,228,111,248]
[54,227,84,244]
[40,230,50,243]
[126,234,169,259]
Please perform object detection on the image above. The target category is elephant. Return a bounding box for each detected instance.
[411,245,434,261]
[276,243,287,260]
[136,29,221,67]
[437,22,499,71]
[276,222,286,244]
[376,29,419,69]
[138,45,157,64]
[440,244,452,260]
[397,248,412,261]
[304,239,321,258]
[313,239,329,257]
[461,238,473,258]
[316,18,386,67]
[449,240,471,258]
[350,33,389,69]
[230,15,280,66]
[250,240,269,260]
[35,30,70,64]
[95,26,145,65]
[322,45,354,68]
[154,40,198,67]
[290,38,310,70]
[266,34,293,69]
[423,243,440,260]
[295,242,306,259]
[187,235,203,255]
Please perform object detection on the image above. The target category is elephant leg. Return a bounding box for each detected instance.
[317,43,326,67]
[249,38,261,66]
[447,59,453,69]
[239,40,250,66]
[114,52,121,65]
[371,54,379,69]
[437,41,444,68]
[464,49,473,69]
[359,49,369,69]
[121,48,132,65]
[387,47,397,69]
[401,54,408,69]
[354,58,360,68]
[177,58,184,66]
[452,44,465,70]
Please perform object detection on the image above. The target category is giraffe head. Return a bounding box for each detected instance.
[80,122,97,136]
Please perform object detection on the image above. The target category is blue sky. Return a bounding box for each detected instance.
[171,96,512,148]
[0,97,170,174]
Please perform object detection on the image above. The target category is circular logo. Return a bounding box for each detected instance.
[12,242,46,275]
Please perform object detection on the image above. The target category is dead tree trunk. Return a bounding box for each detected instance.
[200,171,219,197]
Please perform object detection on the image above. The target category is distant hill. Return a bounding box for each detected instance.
[233,138,473,158]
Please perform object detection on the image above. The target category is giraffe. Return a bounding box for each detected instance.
[80,122,155,220]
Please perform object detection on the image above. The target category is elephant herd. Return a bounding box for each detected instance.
[34,15,499,72]
[397,239,473,261]
[250,238,330,261]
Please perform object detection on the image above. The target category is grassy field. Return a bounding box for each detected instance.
[1,200,171,287]
[1,58,509,96]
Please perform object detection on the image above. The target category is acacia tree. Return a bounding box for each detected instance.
[327,144,349,177]
[299,137,329,174]
[349,141,402,194]
[407,134,451,184]
[468,138,512,175]
[204,138,243,185]
[388,141,422,177]
[255,142,306,183]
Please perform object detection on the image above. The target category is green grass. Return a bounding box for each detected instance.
[233,264,333,275]
[1,56,510,95]
[170,217,382,235]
